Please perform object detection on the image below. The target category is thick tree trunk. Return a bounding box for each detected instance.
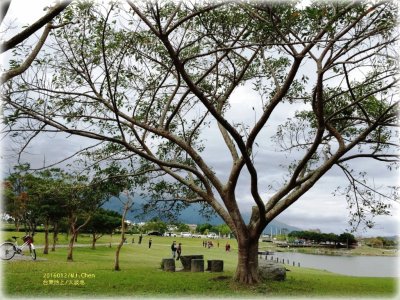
[233,236,260,284]
[43,222,49,254]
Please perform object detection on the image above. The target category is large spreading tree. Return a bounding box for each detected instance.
[2,1,398,283]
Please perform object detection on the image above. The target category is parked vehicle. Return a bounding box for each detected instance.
[207,232,218,239]
[147,231,162,236]
[180,232,192,238]
[163,232,177,237]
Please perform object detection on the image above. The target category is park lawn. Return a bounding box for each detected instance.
[1,235,398,298]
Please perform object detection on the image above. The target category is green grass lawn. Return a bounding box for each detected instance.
[1,233,398,298]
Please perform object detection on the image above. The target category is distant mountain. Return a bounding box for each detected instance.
[264,219,301,235]
[102,196,301,234]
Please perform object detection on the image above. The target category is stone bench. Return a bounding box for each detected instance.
[191,259,204,272]
[161,258,176,272]
[163,256,223,273]
[180,255,204,271]
[206,259,224,272]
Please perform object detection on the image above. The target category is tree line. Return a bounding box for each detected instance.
[140,219,232,237]
[2,165,232,256]
[2,164,132,267]
[363,236,398,249]
[288,230,357,247]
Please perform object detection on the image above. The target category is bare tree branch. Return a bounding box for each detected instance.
[0,0,72,53]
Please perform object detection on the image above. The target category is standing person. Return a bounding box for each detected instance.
[176,243,182,261]
[171,241,177,258]
[148,238,152,248]
[139,234,143,244]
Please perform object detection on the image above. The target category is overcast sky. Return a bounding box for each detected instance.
[1,0,399,237]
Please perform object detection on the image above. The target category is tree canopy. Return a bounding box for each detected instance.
[288,230,357,246]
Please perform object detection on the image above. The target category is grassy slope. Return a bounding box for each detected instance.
[1,233,398,298]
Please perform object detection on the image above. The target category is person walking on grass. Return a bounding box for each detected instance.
[171,241,177,258]
[148,238,152,248]
[176,243,182,260]
[139,234,143,244]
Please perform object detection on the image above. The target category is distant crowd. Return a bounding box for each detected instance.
[130,234,232,256]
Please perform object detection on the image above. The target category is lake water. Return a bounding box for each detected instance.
[261,251,399,277]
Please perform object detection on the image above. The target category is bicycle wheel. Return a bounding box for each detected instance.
[29,245,36,260]
[0,242,16,260]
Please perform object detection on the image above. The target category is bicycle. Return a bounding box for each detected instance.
[0,235,36,260]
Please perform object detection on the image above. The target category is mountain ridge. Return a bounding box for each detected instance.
[102,196,301,234]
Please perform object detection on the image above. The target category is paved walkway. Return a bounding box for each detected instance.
[2,242,122,262]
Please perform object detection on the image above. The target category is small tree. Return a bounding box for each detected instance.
[176,223,190,233]
[197,223,213,234]
[60,174,120,261]
[27,169,68,254]
[62,163,132,261]
[63,178,92,261]
[213,224,232,237]
[368,238,384,248]
[2,180,23,231]
[86,208,121,250]
[4,165,43,235]
[114,192,134,271]
[142,218,168,234]
[339,233,357,248]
